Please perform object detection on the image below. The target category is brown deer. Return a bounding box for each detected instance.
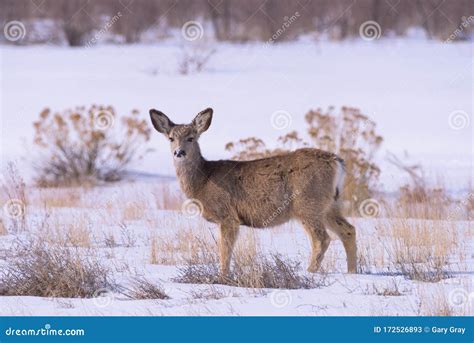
[149,108,357,276]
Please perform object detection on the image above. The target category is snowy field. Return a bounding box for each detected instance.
[1,38,472,190]
[0,38,472,316]
[0,182,472,316]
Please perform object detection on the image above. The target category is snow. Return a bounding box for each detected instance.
[1,39,472,191]
[0,182,472,316]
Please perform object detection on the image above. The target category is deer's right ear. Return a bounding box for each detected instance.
[149,109,174,135]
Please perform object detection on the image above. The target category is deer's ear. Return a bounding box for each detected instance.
[149,109,174,135]
[192,108,213,134]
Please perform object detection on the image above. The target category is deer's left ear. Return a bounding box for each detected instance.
[192,108,213,134]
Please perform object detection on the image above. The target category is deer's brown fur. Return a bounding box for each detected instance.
[150,107,357,276]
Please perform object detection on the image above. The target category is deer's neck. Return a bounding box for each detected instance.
[174,152,207,199]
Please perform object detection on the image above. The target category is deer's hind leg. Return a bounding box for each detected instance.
[300,217,331,273]
[325,206,357,273]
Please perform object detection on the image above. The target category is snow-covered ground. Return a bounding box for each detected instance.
[0,182,472,316]
[1,38,472,191]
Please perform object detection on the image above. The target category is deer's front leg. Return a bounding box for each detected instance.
[218,222,239,278]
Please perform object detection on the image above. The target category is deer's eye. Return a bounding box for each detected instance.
[187,137,194,142]
[169,137,174,142]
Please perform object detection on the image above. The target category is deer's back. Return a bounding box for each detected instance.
[198,148,342,228]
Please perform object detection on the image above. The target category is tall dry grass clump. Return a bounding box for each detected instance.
[226,107,383,208]
[0,238,114,298]
[32,105,151,187]
[1,162,28,232]
[381,205,460,282]
[149,227,218,266]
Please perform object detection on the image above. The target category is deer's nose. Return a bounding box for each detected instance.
[174,149,186,158]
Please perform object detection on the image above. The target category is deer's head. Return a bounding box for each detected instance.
[149,108,213,163]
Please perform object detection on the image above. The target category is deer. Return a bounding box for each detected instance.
[149,107,357,277]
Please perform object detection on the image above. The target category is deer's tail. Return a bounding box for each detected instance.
[332,157,345,203]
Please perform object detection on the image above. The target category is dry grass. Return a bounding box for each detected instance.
[391,220,458,282]
[0,238,114,298]
[40,214,93,248]
[415,286,466,316]
[1,162,28,232]
[153,183,184,210]
[149,226,217,265]
[189,285,237,300]
[121,277,169,300]
[165,226,323,289]
[122,201,146,221]
[36,188,83,208]
[0,219,7,236]
[382,207,459,282]
[174,252,326,289]
[364,278,403,297]
[355,197,464,282]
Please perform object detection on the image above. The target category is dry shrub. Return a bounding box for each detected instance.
[0,162,28,232]
[364,278,403,297]
[121,277,169,300]
[178,40,216,75]
[387,153,453,220]
[170,228,326,289]
[174,253,326,289]
[0,238,114,298]
[119,223,137,248]
[226,106,382,206]
[32,105,151,187]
